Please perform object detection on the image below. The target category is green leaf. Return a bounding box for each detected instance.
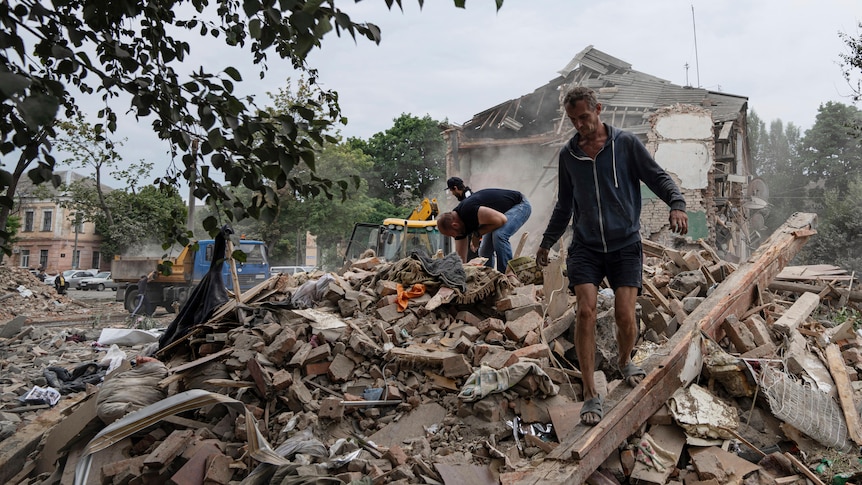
[249,18,262,39]
[207,129,226,150]
[50,44,74,59]
[243,0,262,17]
[202,216,219,233]
[224,66,242,82]
[0,72,31,97]
[0,170,13,188]
[20,94,60,130]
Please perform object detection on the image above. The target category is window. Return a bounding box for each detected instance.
[91,251,100,269]
[40,250,48,269]
[20,249,30,268]
[41,210,52,231]
[24,211,34,232]
[72,250,80,269]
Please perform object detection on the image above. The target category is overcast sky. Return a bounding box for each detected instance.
[62,0,862,189]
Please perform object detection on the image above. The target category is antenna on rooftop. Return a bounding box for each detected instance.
[691,4,701,88]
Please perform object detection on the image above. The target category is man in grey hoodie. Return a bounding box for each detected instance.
[536,86,688,426]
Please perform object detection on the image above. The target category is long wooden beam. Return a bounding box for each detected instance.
[515,212,817,484]
[769,280,862,303]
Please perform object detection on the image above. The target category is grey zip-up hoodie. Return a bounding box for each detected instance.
[540,124,686,253]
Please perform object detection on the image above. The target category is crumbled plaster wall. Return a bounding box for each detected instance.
[443,138,558,253]
[445,103,722,256]
[644,105,715,246]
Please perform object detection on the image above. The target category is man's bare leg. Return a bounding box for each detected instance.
[614,286,643,387]
[574,283,601,425]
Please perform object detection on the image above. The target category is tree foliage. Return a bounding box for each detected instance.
[229,140,378,268]
[350,113,447,208]
[94,185,188,259]
[753,100,862,272]
[840,23,862,104]
[55,115,123,226]
[0,0,502,254]
[797,102,862,197]
[798,175,862,272]
[748,112,804,232]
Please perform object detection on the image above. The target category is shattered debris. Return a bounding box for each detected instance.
[2,212,862,484]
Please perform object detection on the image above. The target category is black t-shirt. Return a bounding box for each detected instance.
[454,188,524,236]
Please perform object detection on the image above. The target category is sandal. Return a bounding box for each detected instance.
[622,361,646,387]
[580,395,604,426]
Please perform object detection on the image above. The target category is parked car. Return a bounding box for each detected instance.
[66,270,98,290]
[44,269,76,287]
[77,271,118,291]
[45,269,97,290]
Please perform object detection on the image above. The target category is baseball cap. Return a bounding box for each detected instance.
[447,177,463,190]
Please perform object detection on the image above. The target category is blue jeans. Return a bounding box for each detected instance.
[478,198,532,272]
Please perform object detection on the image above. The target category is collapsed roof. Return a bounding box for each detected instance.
[457,45,748,142]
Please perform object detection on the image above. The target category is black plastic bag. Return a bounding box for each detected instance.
[158,227,231,350]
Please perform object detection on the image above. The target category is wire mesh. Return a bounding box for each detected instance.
[760,366,853,452]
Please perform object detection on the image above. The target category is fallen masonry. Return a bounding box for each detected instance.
[3,211,862,484]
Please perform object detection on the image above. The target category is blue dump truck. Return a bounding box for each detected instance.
[113,239,270,314]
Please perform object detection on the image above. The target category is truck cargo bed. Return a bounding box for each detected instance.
[111,258,162,282]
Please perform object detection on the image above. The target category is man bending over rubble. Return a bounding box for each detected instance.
[437,188,531,272]
[536,86,688,426]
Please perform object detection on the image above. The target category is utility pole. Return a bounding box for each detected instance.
[72,212,80,269]
[187,139,199,233]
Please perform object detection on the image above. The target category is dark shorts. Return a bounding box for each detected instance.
[566,241,643,291]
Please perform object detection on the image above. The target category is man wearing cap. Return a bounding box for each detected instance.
[446,177,473,202]
[437,188,531,272]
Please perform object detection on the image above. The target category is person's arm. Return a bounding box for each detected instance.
[629,135,686,212]
[454,238,469,262]
[475,206,507,235]
[626,134,688,234]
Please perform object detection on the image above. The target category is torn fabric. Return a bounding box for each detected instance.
[458,362,559,402]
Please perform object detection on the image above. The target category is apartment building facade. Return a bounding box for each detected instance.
[10,171,108,273]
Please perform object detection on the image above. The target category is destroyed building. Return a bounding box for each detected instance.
[3,211,862,484]
[444,45,762,261]
[2,48,862,485]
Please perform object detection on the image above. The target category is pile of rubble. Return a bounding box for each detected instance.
[2,211,862,484]
[0,266,80,323]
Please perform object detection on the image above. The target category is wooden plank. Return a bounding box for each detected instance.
[784,452,826,485]
[514,212,817,485]
[769,280,862,302]
[542,252,569,321]
[777,264,847,279]
[825,344,862,445]
[35,393,100,475]
[642,239,668,259]
[642,281,671,313]
[513,231,529,259]
[666,249,691,271]
[772,292,820,336]
[698,239,727,266]
[0,393,89,484]
[168,347,233,374]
